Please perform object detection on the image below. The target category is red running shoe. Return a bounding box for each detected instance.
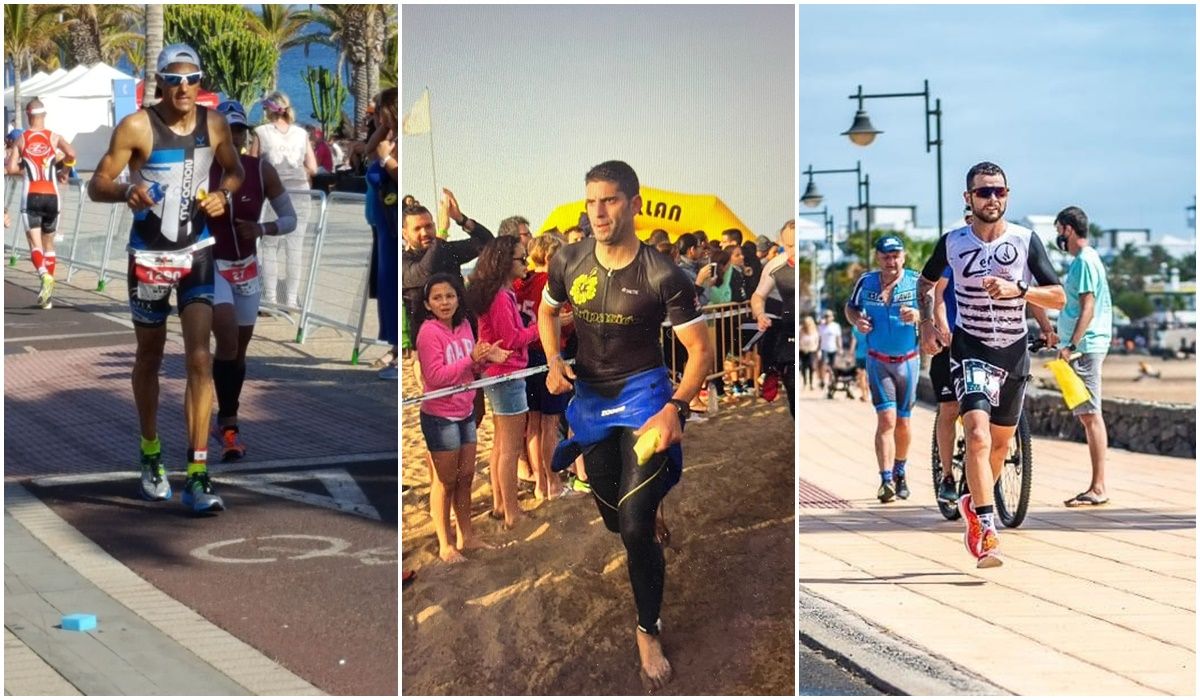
[959,492,983,559]
[219,425,246,462]
[977,528,1003,568]
[760,372,780,402]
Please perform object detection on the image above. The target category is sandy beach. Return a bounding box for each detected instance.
[1029,352,1195,405]
[401,358,795,695]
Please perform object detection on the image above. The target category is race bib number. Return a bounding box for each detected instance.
[960,358,1008,407]
[216,256,261,296]
[133,249,193,301]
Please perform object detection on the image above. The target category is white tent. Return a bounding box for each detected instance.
[6,63,135,170]
[795,215,826,242]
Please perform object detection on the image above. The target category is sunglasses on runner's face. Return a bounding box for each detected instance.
[158,72,203,87]
[971,186,1009,200]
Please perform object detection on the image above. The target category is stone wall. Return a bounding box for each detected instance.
[917,375,1195,458]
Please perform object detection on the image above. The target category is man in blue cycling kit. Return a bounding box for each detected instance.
[846,235,921,503]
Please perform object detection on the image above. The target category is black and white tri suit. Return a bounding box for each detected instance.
[920,223,1060,426]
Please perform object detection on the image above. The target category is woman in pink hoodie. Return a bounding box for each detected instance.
[467,236,541,529]
[416,273,510,562]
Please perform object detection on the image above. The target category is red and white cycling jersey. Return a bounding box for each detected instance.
[20,129,60,200]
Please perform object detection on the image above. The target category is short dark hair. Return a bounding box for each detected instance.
[648,228,670,246]
[721,228,744,246]
[403,204,431,227]
[693,229,708,243]
[421,272,469,329]
[1055,206,1089,237]
[677,232,699,255]
[585,160,640,199]
[966,161,1007,190]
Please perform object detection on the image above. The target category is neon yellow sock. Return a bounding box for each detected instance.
[186,462,207,477]
[140,436,161,456]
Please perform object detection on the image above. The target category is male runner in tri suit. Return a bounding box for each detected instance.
[930,207,970,505]
[88,44,244,512]
[209,100,296,461]
[539,161,712,690]
[751,219,795,415]
[918,162,1063,567]
[5,99,76,308]
[846,235,921,503]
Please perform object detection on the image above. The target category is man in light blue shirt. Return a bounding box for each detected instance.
[1051,206,1112,507]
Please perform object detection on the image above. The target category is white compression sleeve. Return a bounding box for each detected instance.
[268,193,297,234]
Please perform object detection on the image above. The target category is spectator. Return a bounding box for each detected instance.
[564,226,585,244]
[741,240,763,293]
[311,126,334,174]
[817,309,843,389]
[757,236,778,265]
[250,90,317,309]
[415,273,510,562]
[498,215,533,251]
[798,315,820,390]
[655,240,678,263]
[648,228,670,246]
[702,247,748,304]
[676,232,705,286]
[365,88,398,378]
[467,236,541,530]
[694,229,709,247]
[721,228,744,248]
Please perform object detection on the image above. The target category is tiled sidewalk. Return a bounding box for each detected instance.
[799,390,1195,695]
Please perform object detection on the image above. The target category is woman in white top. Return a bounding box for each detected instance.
[249,91,316,309]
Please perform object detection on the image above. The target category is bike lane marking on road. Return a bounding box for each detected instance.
[190,534,396,565]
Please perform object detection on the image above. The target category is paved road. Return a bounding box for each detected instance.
[4,268,398,695]
[799,642,883,695]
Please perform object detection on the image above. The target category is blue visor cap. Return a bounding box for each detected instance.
[875,235,904,253]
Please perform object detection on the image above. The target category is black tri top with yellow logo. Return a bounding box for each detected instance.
[544,239,703,383]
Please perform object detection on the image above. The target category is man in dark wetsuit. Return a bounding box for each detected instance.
[88,44,244,513]
[538,160,713,690]
[917,162,1063,567]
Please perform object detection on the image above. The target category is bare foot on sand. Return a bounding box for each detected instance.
[636,629,673,691]
[458,536,494,551]
[439,547,466,564]
[503,512,532,530]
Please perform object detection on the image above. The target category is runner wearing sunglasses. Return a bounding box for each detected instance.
[87,44,245,513]
[916,162,1064,567]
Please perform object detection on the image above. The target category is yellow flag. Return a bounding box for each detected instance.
[403,89,431,136]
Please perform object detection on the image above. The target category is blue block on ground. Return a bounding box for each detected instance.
[61,613,96,632]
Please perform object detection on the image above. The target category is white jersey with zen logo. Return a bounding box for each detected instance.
[941,224,1035,349]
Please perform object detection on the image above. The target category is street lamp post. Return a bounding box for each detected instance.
[842,79,944,236]
[798,207,832,311]
[801,162,872,267]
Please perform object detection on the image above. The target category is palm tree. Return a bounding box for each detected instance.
[59,5,142,68]
[4,5,66,128]
[143,4,163,105]
[252,4,311,92]
[305,4,394,138]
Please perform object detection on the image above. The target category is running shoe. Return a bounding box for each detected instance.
[894,475,910,500]
[959,492,983,559]
[37,274,54,309]
[977,527,1003,568]
[139,452,172,501]
[937,474,958,504]
[568,474,592,494]
[181,471,225,513]
[218,425,246,462]
[877,480,895,503]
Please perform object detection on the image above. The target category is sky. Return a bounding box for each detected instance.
[402,4,795,241]
[799,4,1196,242]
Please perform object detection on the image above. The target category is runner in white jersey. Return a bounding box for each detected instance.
[917,162,1064,568]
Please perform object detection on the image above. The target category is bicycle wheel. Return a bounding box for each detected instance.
[994,412,1033,528]
[931,405,962,521]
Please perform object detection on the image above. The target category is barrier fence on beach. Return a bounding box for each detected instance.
[403,301,769,413]
[3,175,385,362]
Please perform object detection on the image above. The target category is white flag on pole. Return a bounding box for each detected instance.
[403,89,431,136]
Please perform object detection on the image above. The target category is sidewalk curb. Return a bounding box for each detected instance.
[798,586,1011,696]
[5,482,324,696]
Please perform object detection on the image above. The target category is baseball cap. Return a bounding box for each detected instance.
[217,100,248,127]
[874,235,904,253]
[756,237,775,253]
[157,44,201,72]
[6,129,22,143]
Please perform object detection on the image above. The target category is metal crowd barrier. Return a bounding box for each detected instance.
[3,177,385,362]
